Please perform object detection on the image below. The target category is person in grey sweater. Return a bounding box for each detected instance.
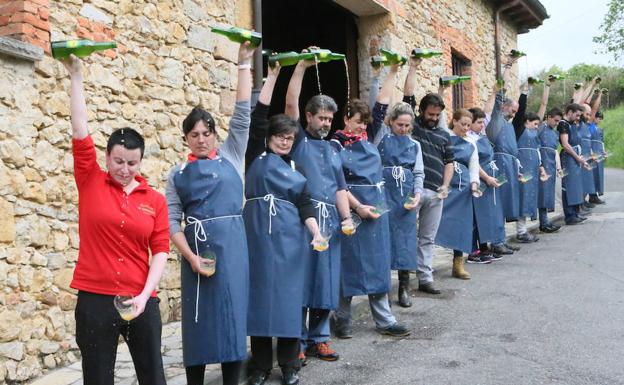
[165,41,255,385]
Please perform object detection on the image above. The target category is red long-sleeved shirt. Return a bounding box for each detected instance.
[70,136,169,296]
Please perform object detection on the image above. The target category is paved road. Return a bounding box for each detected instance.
[292,168,624,385]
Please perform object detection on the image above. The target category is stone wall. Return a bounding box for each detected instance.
[356,0,520,116]
[0,0,521,383]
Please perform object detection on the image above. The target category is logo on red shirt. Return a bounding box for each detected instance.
[138,203,156,216]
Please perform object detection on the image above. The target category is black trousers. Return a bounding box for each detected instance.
[75,291,166,385]
[248,336,301,373]
[186,361,243,385]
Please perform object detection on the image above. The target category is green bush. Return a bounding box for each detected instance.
[602,104,624,168]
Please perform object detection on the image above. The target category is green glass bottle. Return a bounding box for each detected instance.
[309,49,345,63]
[51,39,117,59]
[370,55,389,68]
[439,76,460,86]
[379,48,407,66]
[496,78,505,89]
[457,75,471,82]
[601,88,609,94]
[585,75,602,83]
[528,77,544,85]
[411,48,443,59]
[510,49,526,58]
[268,51,314,67]
[211,26,262,47]
[548,74,565,81]
[574,82,583,90]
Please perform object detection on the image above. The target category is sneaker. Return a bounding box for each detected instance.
[418,281,441,294]
[305,342,339,361]
[377,322,411,337]
[583,201,596,209]
[491,244,514,255]
[589,195,605,204]
[333,322,353,339]
[488,253,503,261]
[503,243,521,251]
[516,233,538,243]
[539,223,560,233]
[565,216,583,225]
[467,252,492,264]
[298,352,307,366]
[247,370,270,385]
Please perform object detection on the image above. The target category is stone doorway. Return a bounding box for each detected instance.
[261,0,359,131]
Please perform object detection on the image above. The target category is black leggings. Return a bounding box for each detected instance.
[186,361,243,385]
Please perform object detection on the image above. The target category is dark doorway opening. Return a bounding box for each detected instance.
[260,0,359,131]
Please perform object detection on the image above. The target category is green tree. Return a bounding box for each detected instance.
[525,63,624,115]
[593,0,624,62]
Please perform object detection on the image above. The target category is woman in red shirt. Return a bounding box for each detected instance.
[64,55,169,385]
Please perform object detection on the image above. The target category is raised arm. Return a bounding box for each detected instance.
[221,42,256,175]
[285,54,315,120]
[512,84,529,140]
[245,64,281,170]
[402,57,422,110]
[368,64,399,140]
[581,78,598,104]
[63,55,88,140]
[590,90,602,120]
[537,78,555,120]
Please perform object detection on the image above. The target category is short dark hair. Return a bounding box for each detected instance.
[344,98,371,123]
[547,107,563,118]
[468,107,486,121]
[267,114,298,140]
[182,107,216,136]
[107,128,145,158]
[524,112,541,124]
[418,93,445,113]
[564,103,584,114]
[304,95,338,115]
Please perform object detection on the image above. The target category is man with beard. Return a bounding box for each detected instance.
[483,56,523,254]
[401,57,454,294]
[558,103,588,224]
[285,58,353,365]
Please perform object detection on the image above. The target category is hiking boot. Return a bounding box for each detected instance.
[377,322,411,337]
[452,256,471,279]
[305,342,339,361]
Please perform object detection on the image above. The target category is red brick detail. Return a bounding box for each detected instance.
[431,18,480,110]
[0,0,50,52]
[75,16,117,59]
[374,0,407,18]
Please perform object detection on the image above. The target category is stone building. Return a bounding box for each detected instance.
[0,0,546,382]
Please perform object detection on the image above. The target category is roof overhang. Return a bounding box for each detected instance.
[489,0,549,34]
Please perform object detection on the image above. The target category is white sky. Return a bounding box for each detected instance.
[517,0,615,77]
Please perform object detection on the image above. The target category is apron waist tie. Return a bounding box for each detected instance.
[518,147,542,164]
[311,199,335,234]
[386,166,407,197]
[247,194,295,235]
[186,214,242,324]
[489,160,498,205]
[453,161,463,191]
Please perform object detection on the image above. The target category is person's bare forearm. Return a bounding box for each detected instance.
[140,252,167,298]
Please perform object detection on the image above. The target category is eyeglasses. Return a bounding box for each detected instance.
[274,134,295,143]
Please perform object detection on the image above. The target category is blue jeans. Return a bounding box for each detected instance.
[300,308,330,351]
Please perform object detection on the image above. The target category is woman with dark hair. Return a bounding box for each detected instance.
[435,109,480,279]
[466,107,505,264]
[516,91,548,243]
[330,97,411,338]
[165,41,256,385]
[244,64,321,385]
[63,55,169,385]
[366,63,424,307]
